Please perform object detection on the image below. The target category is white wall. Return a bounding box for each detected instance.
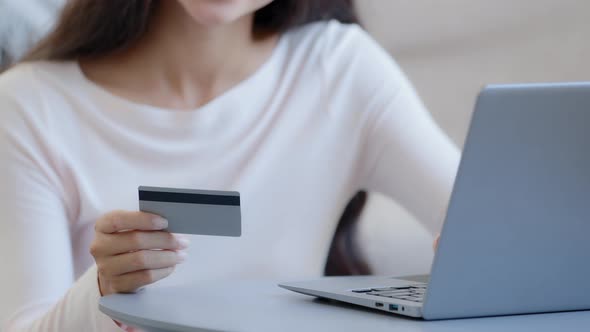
[356,0,590,276]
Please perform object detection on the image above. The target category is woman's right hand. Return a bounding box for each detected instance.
[90,211,189,296]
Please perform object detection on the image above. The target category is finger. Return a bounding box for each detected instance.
[96,231,190,256]
[95,210,168,234]
[110,267,175,293]
[433,234,441,250]
[100,249,186,276]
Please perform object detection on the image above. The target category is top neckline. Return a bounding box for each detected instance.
[71,34,287,116]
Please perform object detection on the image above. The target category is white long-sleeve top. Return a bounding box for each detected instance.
[0,21,459,331]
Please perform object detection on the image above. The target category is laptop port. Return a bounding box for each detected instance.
[389,304,399,311]
[375,302,384,308]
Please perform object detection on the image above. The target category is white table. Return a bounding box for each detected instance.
[99,279,590,332]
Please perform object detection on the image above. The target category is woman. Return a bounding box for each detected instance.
[0,0,459,331]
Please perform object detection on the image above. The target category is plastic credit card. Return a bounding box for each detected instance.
[138,186,241,236]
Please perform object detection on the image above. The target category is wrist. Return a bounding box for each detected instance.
[97,272,113,297]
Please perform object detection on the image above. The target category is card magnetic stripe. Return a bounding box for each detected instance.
[139,190,240,206]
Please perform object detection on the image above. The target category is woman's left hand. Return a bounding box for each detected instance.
[433,234,441,250]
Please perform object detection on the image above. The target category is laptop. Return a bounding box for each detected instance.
[279,83,590,320]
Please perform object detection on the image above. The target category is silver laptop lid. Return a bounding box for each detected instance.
[423,83,590,320]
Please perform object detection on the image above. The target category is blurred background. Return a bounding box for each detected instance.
[357,0,590,277]
[1,0,589,276]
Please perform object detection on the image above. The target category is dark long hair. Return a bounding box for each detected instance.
[24,0,358,62]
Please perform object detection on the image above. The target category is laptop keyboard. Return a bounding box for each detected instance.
[352,283,427,303]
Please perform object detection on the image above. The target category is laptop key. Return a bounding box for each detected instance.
[351,288,373,293]
[393,297,410,300]
[381,290,410,294]
[376,292,409,297]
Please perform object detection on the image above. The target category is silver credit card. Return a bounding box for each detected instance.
[138,186,241,236]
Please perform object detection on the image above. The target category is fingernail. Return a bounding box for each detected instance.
[176,236,190,249]
[177,250,188,263]
[153,217,168,229]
